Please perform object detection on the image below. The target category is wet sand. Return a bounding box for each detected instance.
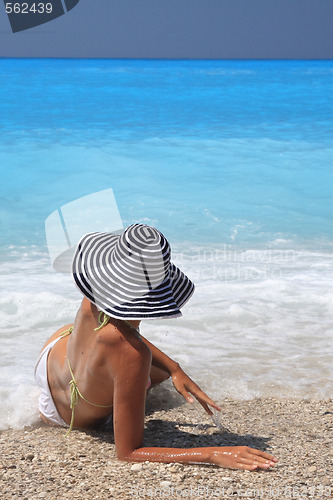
[0,394,332,499]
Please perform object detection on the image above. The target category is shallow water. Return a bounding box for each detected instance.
[0,59,332,429]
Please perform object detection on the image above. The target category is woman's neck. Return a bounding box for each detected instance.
[126,320,141,331]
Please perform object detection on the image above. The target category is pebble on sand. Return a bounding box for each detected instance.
[130,463,143,472]
[160,481,172,488]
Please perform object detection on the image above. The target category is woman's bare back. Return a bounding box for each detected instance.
[45,298,142,428]
[40,298,278,470]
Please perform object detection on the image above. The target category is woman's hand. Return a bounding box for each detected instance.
[171,365,221,414]
[210,446,278,470]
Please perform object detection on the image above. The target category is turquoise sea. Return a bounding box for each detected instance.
[0,59,332,429]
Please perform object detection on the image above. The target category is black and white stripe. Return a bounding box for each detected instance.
[72,224,194,319]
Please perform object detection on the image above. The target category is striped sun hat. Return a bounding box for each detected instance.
[72,224,195,319]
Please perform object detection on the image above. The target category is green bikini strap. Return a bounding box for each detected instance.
[94,312,110,331]
[94,312,139,333]
[63,312,139,437]
[64,356,113,437]
[59,326,74,338]
[60,312,110,339]
[63,312,112,437]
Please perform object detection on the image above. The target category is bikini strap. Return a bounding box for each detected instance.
[93,312,139,333]
[63,313,138,436]
[59,326,73,338]
[94,312,110,332]
[60,312,110,339]
[65,357,113,437]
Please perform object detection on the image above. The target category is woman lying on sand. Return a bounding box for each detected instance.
[35,224,277,470]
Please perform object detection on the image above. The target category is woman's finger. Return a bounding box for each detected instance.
[235,448,277,469]
[247,447,278,463]
[237,463,261,471]
[198,400,213,415]
[189,387,222,412]
[173,374,221,412]
[237,455,273,467]
[176,386,194,403]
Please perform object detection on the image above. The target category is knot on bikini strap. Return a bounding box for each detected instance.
[60,326,73,338]
[69,378,80,410]
[94,312,110,332]
[64,358,80,437]
[64,355,113,437]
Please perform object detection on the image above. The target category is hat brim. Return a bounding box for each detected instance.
[72,231,194,320]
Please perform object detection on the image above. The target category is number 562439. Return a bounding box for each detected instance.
[5,3,53,14]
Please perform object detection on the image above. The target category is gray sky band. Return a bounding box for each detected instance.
[1,0,332,59]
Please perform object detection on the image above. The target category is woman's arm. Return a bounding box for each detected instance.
[113,358,277,470]
[121,445,277,471]
[140,334,221,414]
[111,330,277,471]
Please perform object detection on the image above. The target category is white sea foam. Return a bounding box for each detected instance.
[1,243,331,429]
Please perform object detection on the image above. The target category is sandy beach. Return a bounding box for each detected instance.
[0,393,332,499]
